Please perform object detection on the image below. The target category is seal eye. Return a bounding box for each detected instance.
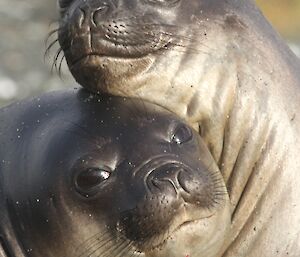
[171,124,193,145]
[75,167,111,196]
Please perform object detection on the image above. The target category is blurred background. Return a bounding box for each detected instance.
[0,0,299,107]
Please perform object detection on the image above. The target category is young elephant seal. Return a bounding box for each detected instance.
[0,89,230,257]
[57,0,300,256]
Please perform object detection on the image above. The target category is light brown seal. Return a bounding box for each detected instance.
[57,0,300,256]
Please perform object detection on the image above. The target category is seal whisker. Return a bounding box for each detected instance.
[150,30,200,43]
[44,27,66,67]
[166,41,211,55]
[101,239,131,257]
[125,22,178,28]
[45,28,60,45]
[83,236,116,257]
[124,28,212,56]
[114,241,135,257]
[141,223,170,251]
[77,233,113,257]
[44,38,59,61]
[108,240,129,257]
[58,54,66,78]
[51,47,63,74]
[134,23,213,42]
[75,230,110,252]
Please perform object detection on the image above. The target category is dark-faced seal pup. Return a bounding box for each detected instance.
[0,89,230,257]
[56,0,300,256]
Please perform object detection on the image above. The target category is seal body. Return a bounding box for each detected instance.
[0,89,230,257]
[58,0,300,256]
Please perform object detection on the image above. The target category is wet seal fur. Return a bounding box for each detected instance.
[57,0,300,256]
[0,89,230,257]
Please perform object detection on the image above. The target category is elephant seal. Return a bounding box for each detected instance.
[57,0,300,256]
[0,89,230,257]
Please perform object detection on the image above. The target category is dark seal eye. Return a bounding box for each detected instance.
[171,124,193,145]
[75,167,111,197]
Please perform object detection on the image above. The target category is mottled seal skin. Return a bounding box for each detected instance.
[58,0,300,256]
[0,89,230,257]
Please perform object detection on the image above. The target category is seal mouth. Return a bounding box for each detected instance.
[69,50,150,68]
[146,215,214,252]
[67,38,173,69]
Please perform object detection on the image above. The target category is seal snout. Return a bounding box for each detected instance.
[141,158,221,209]
[116,156,224,250]
[146,162,185,195]
[91,1,112,26]
[58,0,176,69]
[76,0,114,27]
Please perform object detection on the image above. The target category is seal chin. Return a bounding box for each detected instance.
[142,211,228,257]
[148,216,214,250]
[68,53,154,92]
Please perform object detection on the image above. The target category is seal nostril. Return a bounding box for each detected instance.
[178,169,192,194]
[77,7,86,27]
[151,178,162,191]
[92,5,110,26]
[149,177,177,196]
[148,170,179,196]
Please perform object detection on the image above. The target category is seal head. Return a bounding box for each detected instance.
[57,0,212,91]
[0,90,230,257]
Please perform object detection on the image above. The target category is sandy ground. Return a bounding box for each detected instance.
[0,0,299,107]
